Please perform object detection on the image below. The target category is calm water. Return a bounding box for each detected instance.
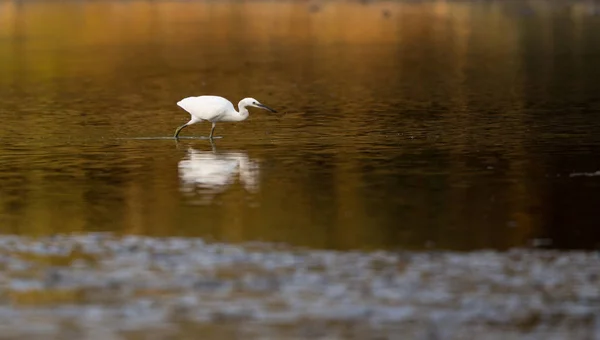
[1,0,600,251]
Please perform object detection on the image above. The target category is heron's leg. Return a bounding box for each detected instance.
[174,123,188,139]
[209,122,216,140]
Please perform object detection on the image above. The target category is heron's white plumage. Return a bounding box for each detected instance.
[177,96,237,123]
[174,95,276,139]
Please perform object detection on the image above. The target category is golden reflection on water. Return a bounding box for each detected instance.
[1,1,600,250]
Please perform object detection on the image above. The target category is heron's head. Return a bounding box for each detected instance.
[241,97,277,113]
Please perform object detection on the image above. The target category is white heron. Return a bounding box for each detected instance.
[174,95,277,139]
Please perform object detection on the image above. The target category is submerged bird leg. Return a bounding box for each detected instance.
[209,122,216,140]
[174,123,188,139]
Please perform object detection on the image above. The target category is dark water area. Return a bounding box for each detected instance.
[1,0,600,251]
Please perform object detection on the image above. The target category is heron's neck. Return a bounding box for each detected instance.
[235,102,250,121]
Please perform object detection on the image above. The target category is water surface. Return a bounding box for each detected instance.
[1,0,600,250]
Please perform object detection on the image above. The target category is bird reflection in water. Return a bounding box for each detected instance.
[178,143,260,205]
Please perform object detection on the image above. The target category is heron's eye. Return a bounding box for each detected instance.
[253,102,257,105]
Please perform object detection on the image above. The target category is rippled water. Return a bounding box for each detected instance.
[1,0,600,250]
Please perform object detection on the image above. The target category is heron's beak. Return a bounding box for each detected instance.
[256,103,277,113]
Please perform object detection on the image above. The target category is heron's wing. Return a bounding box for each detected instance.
[177,96,235,121]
